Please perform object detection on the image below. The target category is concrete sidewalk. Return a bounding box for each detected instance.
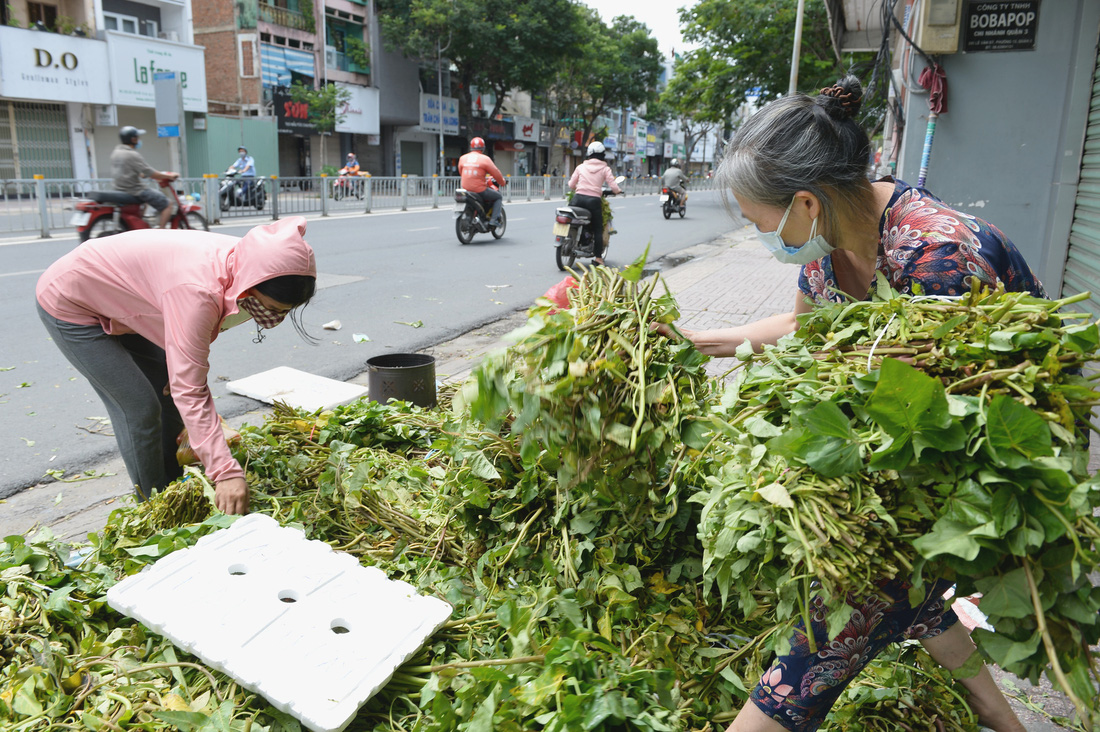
[0,226,1085,729]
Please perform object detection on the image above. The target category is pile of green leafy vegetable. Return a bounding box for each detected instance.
[9,268,1097,730]
[694,276,1100,725]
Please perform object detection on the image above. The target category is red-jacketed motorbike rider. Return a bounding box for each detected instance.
[458,138,506,226]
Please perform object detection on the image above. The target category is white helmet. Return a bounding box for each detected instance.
[587,141,606,156]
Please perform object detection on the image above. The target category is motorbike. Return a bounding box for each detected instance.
[71,180,209,242]
[660,187,686,219]
[453,185,507,244]
[332,167,364,200]
[220,170,266,210]
[553,176,626,270]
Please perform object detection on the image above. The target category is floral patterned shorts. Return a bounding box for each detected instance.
[749,578,958,731]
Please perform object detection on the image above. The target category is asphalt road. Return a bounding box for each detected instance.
[0,190,736,497]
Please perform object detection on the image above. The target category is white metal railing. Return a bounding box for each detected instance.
[0,173,720,238]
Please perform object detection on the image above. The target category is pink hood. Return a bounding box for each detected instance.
[568,158,621,198]
[37,217,316,484]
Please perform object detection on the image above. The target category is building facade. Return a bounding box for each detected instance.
[0,0,207,180]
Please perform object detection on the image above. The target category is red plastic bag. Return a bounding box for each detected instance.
[541,276,579,312]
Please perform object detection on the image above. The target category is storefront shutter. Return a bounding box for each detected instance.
[1063,49,1100,318]
[0,101,72,180]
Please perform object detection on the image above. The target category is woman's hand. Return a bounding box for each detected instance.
[215,477,249,515]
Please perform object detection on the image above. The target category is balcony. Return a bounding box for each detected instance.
[259,1,313,32]
[329,50,368,75]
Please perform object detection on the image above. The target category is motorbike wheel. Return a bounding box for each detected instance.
[182,212,209,231]
[555,234,577,271]
[84,217,122,241]
[679,206,686,218]
[333,186,345,201]
[491,209,507,239]
[663,203,672,220]
[255,190,266,210]
[455,214,475,245]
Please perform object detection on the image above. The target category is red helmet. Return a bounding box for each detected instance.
[470,137,485,152]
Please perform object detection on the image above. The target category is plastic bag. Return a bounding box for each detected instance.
[541,276,579,312]
[176,416,242,466]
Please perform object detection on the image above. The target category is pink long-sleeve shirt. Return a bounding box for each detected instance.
[568,158,622,198]
[36,217,316,484]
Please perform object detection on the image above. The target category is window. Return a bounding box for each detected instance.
[103,11,139,34]
[27,2,57,28]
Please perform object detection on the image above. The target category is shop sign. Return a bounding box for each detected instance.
[274,86,314,135]
[555,125,571,145]
[663,142,673,158]
[603,136,617,151]
[538,125,553,146]
[963,1,1038,52]
[106,31,207,112]
[335,82,380,134]
[0,27,111,104]
[466,117,511,140]
[419,94,459,135]
[513,115,539,142]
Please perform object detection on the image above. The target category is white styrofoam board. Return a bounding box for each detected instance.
[106,514,452,732]
[225,366,368,412]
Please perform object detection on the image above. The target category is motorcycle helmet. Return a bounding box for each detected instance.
[587,141,606,156]
[670,158,680,168]
[238,146,248,154]
[119,126,145,145]
[470,137,485,152]
[347,152,355,160]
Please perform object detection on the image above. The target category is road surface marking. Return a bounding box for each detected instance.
[1,268,46,278]
[408,226,440,232]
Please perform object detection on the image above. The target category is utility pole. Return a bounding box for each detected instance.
[437,33,452,176]
[788,0,806,95]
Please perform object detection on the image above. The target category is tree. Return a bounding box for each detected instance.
[546,10,663,147]
[289,81,351,167]
[659,56,726,172]
[678,0,848,112]
[375,0,580,121]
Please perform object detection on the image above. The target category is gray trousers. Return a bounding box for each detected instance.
[37,302,183,500]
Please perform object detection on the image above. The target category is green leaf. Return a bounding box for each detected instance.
[755,482,794,509]
[949,649,985,680]
[620,243,651,282]
[866,358,964,467]
[973,628,1041,668]
[985,395,1053,468]
[912,518,982,561]
[974,567,1034,619]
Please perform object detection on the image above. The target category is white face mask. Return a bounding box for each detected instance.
[757,197,836,265]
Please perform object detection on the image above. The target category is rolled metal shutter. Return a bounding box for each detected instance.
[1063,50,1100,318]
[0,101,72,180]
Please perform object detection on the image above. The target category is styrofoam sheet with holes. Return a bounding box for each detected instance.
[225,366,369,412]
[106,514,452,732]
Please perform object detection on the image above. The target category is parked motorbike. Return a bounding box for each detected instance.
[453,187,507,244]
[660,187,686,219]
[332,168,364,201]
[553,176,625,270]
[71,180,209,242]
[220,170,266,210]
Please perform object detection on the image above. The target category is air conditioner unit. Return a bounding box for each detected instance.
[158,30,179,42]
[325,45,337,68]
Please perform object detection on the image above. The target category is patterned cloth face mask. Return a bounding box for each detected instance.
[756,197,836,265]
[237,296,289,343]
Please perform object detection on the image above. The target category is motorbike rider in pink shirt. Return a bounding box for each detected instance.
[459,137,507,226]
[568,141,622,265]
[36,217,317,515]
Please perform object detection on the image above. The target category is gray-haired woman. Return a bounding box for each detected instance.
[673,76,1033,732]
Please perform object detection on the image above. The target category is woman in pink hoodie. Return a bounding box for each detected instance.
[36,216,317,515]
[568,141,622,265]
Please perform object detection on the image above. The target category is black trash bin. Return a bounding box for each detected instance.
[366,353,437,408]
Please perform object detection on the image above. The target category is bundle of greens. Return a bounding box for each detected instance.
[694,276,1100,724]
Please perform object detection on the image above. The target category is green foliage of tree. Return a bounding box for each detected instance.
[375,0,580,121]
[678,0,849,114]
[289,81,351,166]
[346,36,370,72]
[546,10,663,145]
[659,56,727,171]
